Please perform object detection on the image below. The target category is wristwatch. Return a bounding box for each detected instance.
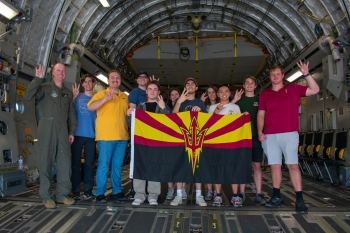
[303,73,310,77]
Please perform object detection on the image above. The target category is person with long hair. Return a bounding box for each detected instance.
[201,85,219,112]
[167,88,180,110]
[200,85,219,201]
[165,88,185,200]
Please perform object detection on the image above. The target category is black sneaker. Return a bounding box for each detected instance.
[111,192,128,202]
[83,191,96,200]
[129,189,136,200]
[73,193,81,200]
[255,193,267,205]
[295,198,308,214]
[96,195,107,203]
[265,196,284,207]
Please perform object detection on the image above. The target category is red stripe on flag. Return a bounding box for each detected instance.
[201,113,224,129]
[204,139,252,149]
[204,115,249,140]
[135,135,184,147]
[136,110,183,140]
[165,112,188,129]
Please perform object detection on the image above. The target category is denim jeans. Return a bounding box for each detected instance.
[95,140,128,196]
[71,136,96,193]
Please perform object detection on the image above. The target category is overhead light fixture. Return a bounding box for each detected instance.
[286,70,302,82]
[123,91,129,96]
[99,0,110,7]
[0,0,19,19]
[96,73,108,84]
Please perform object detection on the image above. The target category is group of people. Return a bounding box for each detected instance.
[24,60,319,214]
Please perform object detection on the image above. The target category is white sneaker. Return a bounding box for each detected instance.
[148,198,158,205]
[132,198,144,206]
[170,196,182,206]
[181,188,187,200]
[166,188,174,200]
[196,195,207,206]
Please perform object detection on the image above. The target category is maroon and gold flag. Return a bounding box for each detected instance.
[130,109,252,184]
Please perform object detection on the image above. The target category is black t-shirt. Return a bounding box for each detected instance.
[144,102,158,113]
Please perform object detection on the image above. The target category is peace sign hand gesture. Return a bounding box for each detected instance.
[72,83,80,100]
[200,92,208,102]
[156,95,166,109]
[178,89,189,104]
[35,64,45,79]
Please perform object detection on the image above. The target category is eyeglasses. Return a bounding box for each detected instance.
[84,80,93,83]
[138,75,148,79]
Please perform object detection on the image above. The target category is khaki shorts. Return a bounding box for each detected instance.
[261,131,299,165]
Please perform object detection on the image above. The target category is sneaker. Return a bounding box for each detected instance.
[83,191,96,200]
[255,193,267,205]
[96,194,107,203]
[170,196,182,206]
[295,198,308,214]
[111,192,128,202]
[43,199,56,209]
[213,190,217,199]
[181,188,187,200]
[196,195,207,206]
[56,197,75,205]
[166,188,174,200]
[129,189,136,200]
[132,198,144,206]
[73,193,81,200]
[240,192,246,202]
[265,196,284,207]
[148,198,158,206]
[213,195,222,207]
[205,191,213,201]
[231,196,242,207]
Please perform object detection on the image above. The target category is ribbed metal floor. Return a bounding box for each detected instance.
[1,166,350,233]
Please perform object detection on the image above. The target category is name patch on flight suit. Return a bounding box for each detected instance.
[51,91,58,97]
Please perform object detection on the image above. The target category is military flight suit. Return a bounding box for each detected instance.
[24,77,77,200]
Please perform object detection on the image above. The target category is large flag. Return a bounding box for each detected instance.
[130,109,252,184]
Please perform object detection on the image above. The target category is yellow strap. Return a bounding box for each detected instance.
[298,146,303,153]
[339,149,345,159]
[315,145,320,152]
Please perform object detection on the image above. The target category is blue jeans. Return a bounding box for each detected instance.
[71,136,96,193]
[95,140,128,196]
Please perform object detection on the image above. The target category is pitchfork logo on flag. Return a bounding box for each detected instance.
[130,109,253,184]
[179,114,209,174]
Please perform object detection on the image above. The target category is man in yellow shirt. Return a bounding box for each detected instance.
[87,70,129,203]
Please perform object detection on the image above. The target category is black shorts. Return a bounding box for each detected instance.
[252,136,263,163]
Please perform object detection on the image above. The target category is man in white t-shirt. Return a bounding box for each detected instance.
[209,85,248,207]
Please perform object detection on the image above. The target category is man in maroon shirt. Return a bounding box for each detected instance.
[257,61,319,214]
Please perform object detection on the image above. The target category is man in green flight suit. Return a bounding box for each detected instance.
[24,63,77,208]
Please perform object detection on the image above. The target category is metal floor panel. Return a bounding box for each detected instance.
[0,167,350,232]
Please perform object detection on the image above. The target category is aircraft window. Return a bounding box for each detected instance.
[0,120,8,135]
[16,101,24,114]
[3,149,12,163]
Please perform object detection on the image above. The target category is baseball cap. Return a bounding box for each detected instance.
[184,77,197,86]
[137,71,148,78]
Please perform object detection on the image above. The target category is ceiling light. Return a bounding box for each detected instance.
[123,91,129,96]
[286,70,302,82]
[96,73,108,84]
[0,0,19,19]
[99,0,110,7]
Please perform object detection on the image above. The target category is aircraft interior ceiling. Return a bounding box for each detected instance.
[1,0,349,90]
